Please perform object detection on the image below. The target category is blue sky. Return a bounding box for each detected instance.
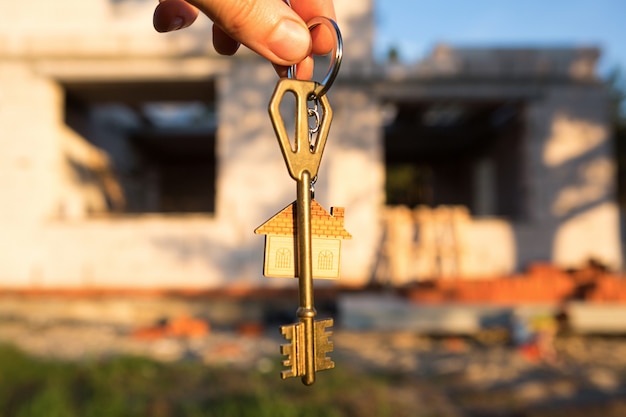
[374,0,626,77]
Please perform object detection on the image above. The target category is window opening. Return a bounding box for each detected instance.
[62,80,217,215]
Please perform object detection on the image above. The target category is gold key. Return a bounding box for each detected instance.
[261,17,343,386]
[269,77,332,386]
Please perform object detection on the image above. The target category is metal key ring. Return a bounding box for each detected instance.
[287,16,343,99]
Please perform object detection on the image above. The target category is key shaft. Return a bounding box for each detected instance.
[296,170,316,385]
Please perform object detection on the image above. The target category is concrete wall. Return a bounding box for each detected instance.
[0,0,620,289]
[517,83,621,270]
[0,0,381,289]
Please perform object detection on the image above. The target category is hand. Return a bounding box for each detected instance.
[153,0,336,79]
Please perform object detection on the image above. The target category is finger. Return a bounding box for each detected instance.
[272,63,289,79]
[153,0,199,32]
[273,58,314,80]
[290,0,336,23]
[294,55,314,80]
[310,23,335,56]
[275,0,336,80]
[212,24,240,56]
[291,0,336,55]
[186,0,312,66]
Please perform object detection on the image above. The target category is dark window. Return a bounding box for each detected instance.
[383,100,525,219]
[63,80,216,215]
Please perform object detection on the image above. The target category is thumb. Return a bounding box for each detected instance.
[187,0,312,66]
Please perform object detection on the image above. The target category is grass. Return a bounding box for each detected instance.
[0,344,433,417]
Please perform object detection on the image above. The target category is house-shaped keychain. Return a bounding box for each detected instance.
[255,200,351,279]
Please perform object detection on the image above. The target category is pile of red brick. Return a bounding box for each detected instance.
[404,262,626,304]
[132,315,210,340]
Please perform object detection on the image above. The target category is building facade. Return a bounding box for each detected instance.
[0,0,620,289]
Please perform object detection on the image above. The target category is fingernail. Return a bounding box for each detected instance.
[167,16,184,31]
[268,19,310,63]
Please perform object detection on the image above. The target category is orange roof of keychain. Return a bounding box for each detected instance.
[255,199,351,279]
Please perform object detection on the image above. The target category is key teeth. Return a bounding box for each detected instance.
[280,323,302,379]
[279,320,337,379]
[281,345,298,379]
[281,368,296,380]
[280,344,291,355]
[280,343,294,370]
[314,319,335,372]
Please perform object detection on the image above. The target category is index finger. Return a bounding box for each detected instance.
[290,0,337,55]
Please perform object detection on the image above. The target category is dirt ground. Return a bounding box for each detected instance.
[1,313,626,417]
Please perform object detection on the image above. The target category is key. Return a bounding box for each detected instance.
[263,16,343,386]
[269,77,333,385]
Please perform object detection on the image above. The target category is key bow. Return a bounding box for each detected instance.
[268,79,333,181]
